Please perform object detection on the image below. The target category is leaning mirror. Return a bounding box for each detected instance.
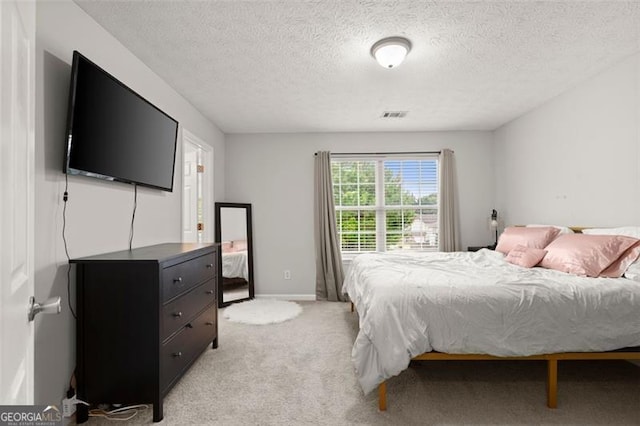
[215,202,254,307]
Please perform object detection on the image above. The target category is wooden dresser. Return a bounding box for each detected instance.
[72,243,218,423]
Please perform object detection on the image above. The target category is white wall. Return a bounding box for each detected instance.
[225,132,495,297]
[34,1,225,405]
[494,53,640,227]
[220,207,247,242]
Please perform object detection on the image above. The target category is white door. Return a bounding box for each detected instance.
[0,0,36,404]
[182,141,199,242]
[182,130,213,243]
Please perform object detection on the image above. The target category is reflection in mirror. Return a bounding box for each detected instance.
[215,202,254,307]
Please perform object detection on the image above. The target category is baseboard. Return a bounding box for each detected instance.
[255,294,316,301]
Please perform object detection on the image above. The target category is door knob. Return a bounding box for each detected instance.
[28,296,61,322]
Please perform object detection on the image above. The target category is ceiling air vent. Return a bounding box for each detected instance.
[381,111,408,118]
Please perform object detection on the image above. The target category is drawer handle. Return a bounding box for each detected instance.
[173,277,183,284]
[205,321,214,326]
[206,264,213,269]
[173,312,182,318]
[205,290,214,295]
[173,351,182,358]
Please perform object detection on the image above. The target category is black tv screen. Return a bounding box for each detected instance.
[64,51,178,192]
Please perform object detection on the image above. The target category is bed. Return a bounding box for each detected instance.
[342,227,640,410]
[221,240,249,285]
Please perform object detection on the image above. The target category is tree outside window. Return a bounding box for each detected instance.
[332,158,438,253]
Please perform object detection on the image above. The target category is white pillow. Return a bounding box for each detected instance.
[582,226,640,239]
[624,260,640,282]
[526,224,574,235]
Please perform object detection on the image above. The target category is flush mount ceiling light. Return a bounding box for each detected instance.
[371,36,412,69]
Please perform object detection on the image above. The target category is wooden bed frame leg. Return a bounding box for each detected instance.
[378,381,387,411]
[547,359,558,408]
[350,302,354,312]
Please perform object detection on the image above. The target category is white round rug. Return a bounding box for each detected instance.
[223,299,302,325]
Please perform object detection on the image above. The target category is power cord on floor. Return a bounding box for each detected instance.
[88,404,149,422]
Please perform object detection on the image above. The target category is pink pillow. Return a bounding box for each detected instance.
[539,234,640,277]
[505,245,547,268]
[495,226,560,255]
[600,241,640,278]
[232,239,248,251]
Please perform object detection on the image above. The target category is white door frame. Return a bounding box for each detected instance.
[181,129,214,243]
[0,0,35,405]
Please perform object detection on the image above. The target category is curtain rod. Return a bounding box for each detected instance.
[315,150,446,156]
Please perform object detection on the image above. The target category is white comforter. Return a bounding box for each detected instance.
[222,250,248,280]
[342,249,640,394]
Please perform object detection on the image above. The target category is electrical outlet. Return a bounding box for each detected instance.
[284,270,291,280]
[62,396,76,418]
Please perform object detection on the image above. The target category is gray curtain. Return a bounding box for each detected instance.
[314,151,346,301]
[438,148,460,252]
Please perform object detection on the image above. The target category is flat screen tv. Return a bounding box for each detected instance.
[64,51,179,192]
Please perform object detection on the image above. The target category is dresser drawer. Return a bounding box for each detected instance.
[162,253,215,302]
[162,279,216,341]
[161,305,217,392]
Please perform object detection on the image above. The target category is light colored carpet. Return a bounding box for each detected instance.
[83,301,640,425]
[223,299,302,324]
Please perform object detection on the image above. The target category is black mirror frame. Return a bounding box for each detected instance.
[214,202,255,308]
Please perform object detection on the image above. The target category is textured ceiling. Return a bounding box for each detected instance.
[75,1,640,134]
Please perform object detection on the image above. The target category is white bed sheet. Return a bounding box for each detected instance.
[342,249,640,394]
[222,250,248,280]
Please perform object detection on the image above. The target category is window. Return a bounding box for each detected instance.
[331,156,439,253]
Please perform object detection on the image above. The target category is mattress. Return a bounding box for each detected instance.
[342,249,640,394]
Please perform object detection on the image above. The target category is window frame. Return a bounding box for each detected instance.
[331,154,439,257]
